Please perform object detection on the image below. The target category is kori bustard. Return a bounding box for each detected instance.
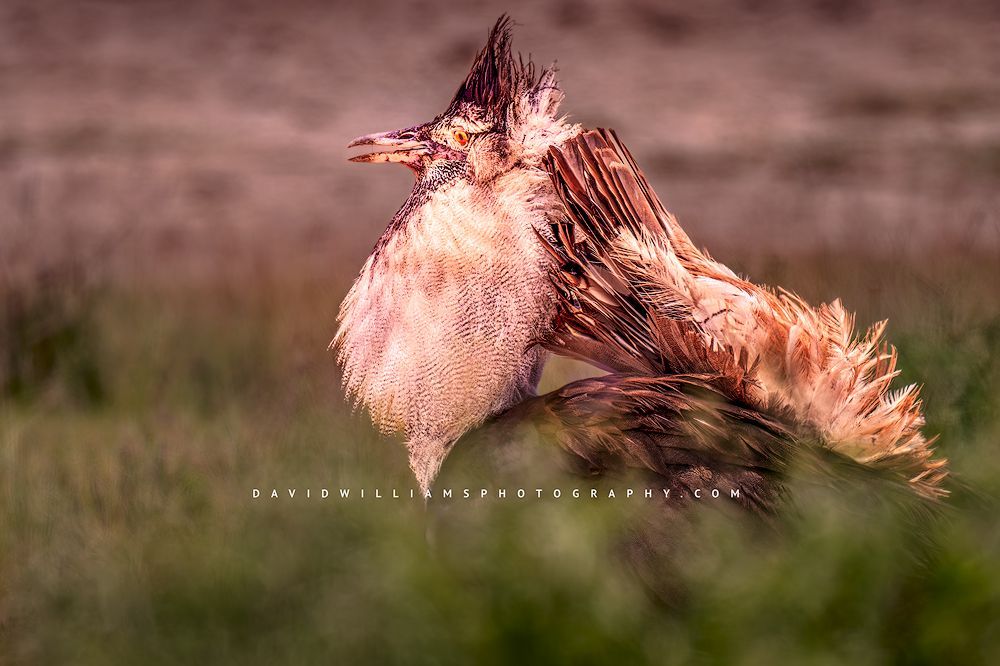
[335,16,946,504]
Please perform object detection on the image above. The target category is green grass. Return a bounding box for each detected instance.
[1,253,999,664]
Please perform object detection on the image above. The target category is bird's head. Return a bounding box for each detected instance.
[348,16,570,186]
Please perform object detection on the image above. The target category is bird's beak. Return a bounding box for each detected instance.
[347,125,430,170]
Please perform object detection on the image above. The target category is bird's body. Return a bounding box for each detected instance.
[337,16,946,504]
[336,165,565,488]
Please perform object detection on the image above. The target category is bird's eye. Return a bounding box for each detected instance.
[452,129,469,146]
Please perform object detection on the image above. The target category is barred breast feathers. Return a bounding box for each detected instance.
[333,166,563,449]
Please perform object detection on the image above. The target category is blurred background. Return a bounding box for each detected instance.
[1,0,999,663]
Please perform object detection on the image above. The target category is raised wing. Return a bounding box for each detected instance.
[537,129,947,499]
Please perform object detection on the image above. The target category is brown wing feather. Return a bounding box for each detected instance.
[539,129,766,406]
[539,128,947,499]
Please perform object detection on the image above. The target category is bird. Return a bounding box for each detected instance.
[335,16,947,507]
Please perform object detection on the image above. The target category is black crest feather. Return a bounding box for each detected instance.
[448,15,536,121]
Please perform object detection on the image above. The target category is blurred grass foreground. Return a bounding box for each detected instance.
[2,1,1000,664]
[4,249,999,664]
